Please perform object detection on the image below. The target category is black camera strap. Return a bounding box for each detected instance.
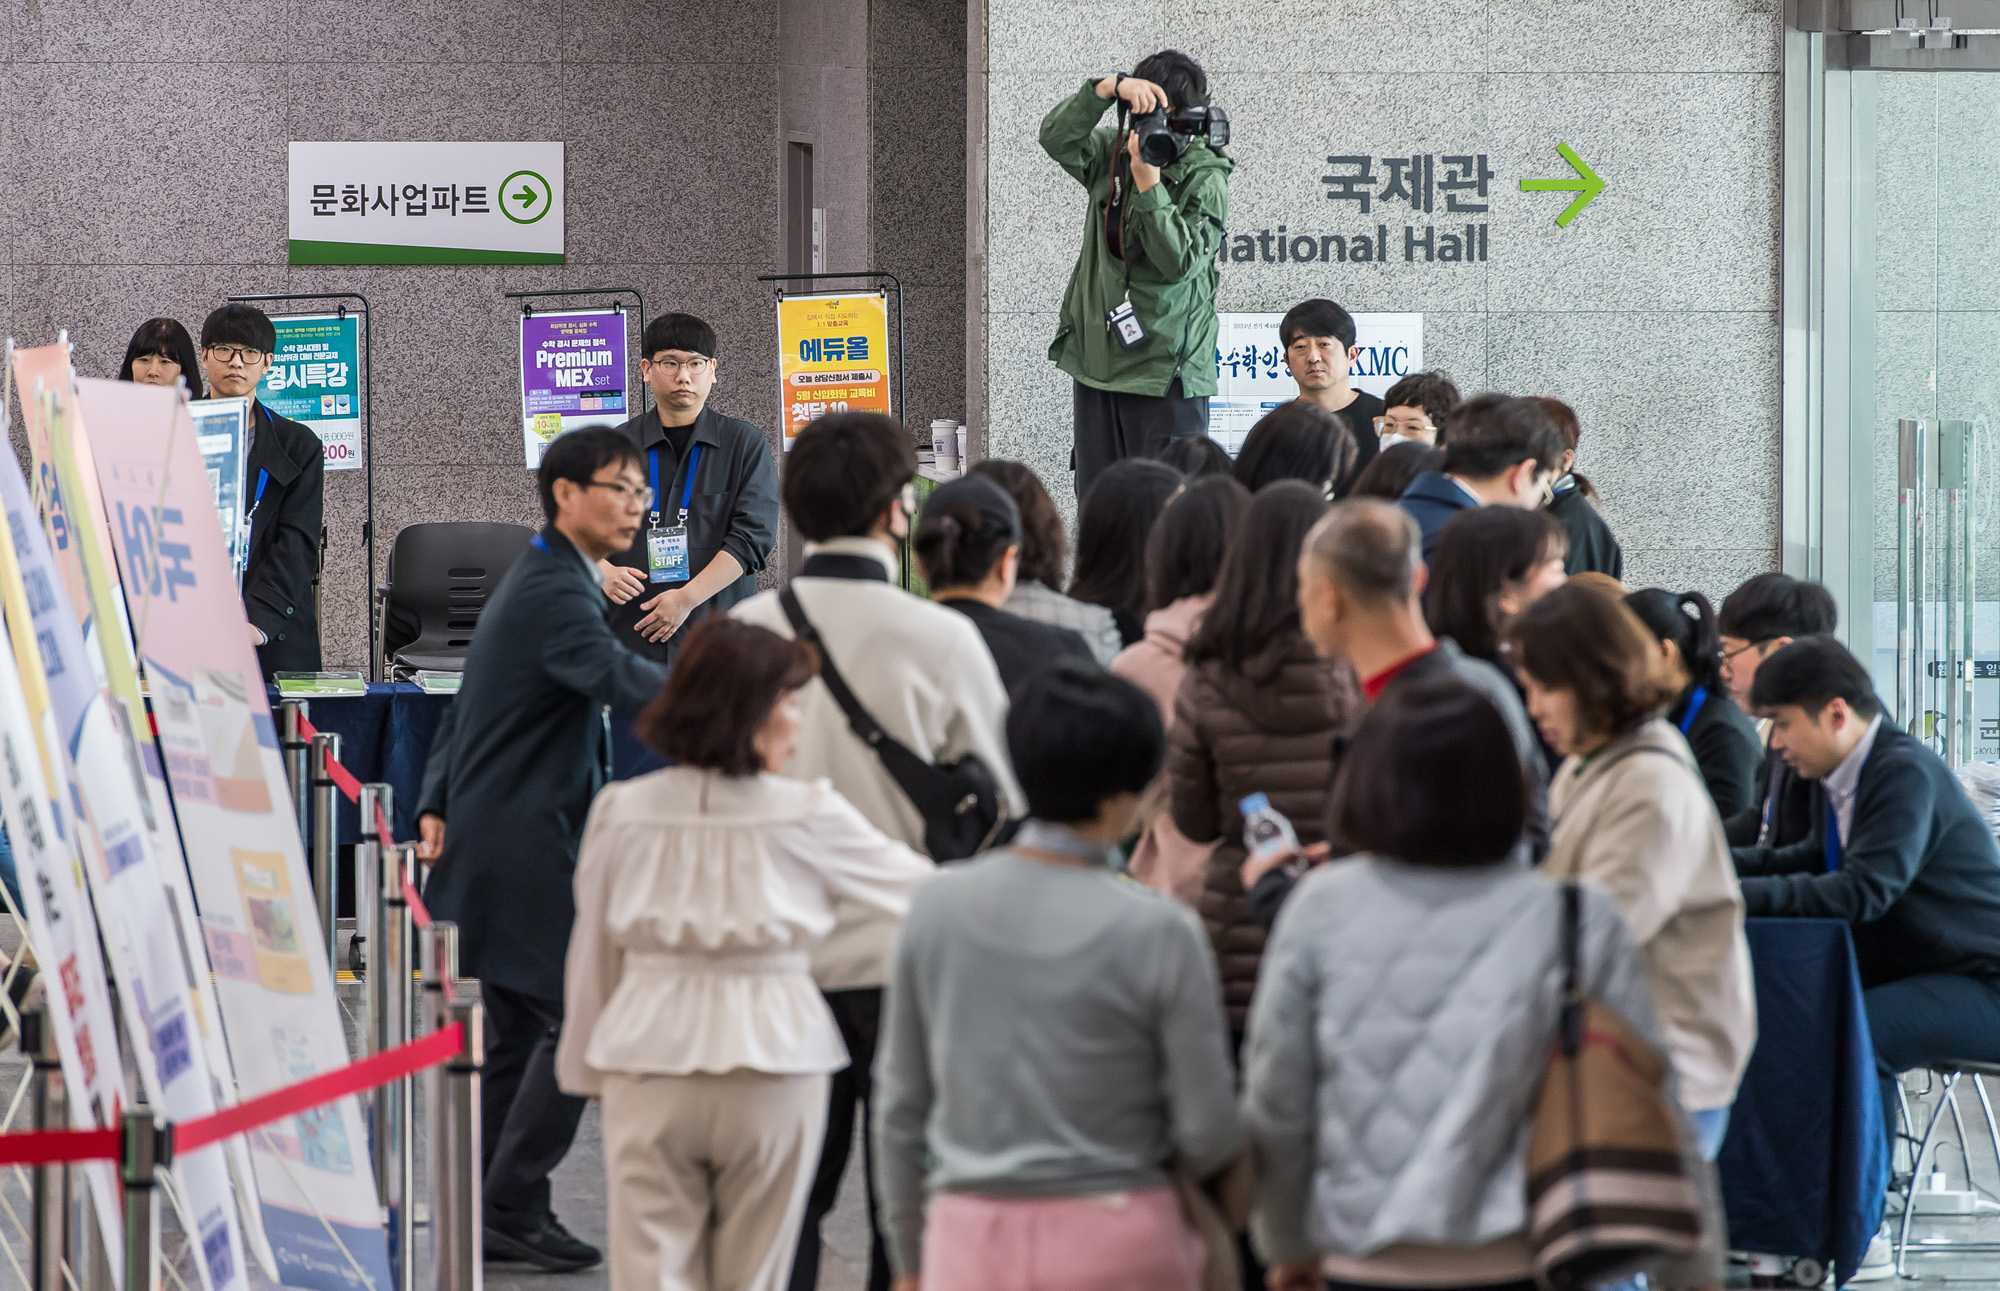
[1104,101,1139,268]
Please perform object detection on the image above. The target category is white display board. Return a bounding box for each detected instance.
[1210,312,1424,456]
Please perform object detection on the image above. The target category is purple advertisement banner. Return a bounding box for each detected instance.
[518,309,629,467]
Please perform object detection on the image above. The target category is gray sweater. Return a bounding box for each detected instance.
[873,849,1241,1277]
[1243,857,1663,1266]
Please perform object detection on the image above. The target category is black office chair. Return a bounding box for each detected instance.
[374,522,534,676]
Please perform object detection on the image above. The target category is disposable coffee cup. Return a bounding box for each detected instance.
[932,420,958,468]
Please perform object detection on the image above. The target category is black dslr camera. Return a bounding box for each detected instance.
[1130,104,1230,167]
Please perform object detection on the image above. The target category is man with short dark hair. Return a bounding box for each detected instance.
[1731,635,2000,1142]
[733,412,1021,1291]
[1717,573,1840,850]
[1396,393,1565,562]
[1280,298,1383,491]
[416,426,669,1271]
[1041,50,1233,499]
[603,313,778,662]
[200,302,324,676]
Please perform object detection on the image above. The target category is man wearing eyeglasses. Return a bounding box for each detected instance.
[603,313,780,664]
[200,303,325,677]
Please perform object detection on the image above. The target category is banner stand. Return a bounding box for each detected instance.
[227,292,378,676]
[502,287,649,416]
[756,270,907,422]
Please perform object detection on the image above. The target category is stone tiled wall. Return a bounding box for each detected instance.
[974,0,1786,601]
[9,0,787,669]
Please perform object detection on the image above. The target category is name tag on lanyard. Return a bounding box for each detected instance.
[646,442,700,584]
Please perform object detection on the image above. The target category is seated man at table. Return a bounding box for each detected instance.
[1731,636,2000,1135]
[1718,572,1838,850]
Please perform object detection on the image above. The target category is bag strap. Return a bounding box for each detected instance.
[1558,882,1584,1058]
[779,585,911,758]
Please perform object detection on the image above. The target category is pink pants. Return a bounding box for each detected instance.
[921,1187,1205,1291]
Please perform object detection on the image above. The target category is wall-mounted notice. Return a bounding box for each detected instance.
[260,315,362,471]
[288,141,564,265]
[1209,312,1423,456]
[519,309,631,468]
[775,292,892,450]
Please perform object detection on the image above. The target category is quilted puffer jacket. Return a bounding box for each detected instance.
[1167,634,1359,1033]
[1241,857,1666,1265]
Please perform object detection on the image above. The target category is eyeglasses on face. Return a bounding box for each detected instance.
[583,480,655,509]
[643,356,711,376]
[206,344,268,366]
[1720,639,1772,664]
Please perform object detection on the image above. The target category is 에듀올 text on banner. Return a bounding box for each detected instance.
[81,376,395,1291]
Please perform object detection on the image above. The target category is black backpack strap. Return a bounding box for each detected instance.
[1559,882,1584,1056]
[779,584,898,754]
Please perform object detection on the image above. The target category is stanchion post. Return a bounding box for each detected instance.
[280,700,310,843]
[119,1108,169,1291]
[357,780,391,1049]
[25,1008,67,1291]
[436,985,483,1291]
[309,732,340,962]
[376,839,416,1291]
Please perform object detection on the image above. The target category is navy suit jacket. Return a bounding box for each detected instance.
[1397,472,1476,564]
[1733,722,2000,987]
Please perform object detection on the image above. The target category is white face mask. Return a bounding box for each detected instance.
[1376,431,1416,450]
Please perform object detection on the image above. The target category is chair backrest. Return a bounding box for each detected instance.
[381,522,535,669]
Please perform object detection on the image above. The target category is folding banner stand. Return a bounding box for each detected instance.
[757,270,907,421]
[227,292,378,674]
[503,286,649,416]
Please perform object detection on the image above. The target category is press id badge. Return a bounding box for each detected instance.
[647,525,690,584]
[1107,299,1147,349]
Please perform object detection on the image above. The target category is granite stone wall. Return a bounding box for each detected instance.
[973,0,1787,601]
[10,0,788,670]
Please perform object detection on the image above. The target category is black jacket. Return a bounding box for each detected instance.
[1733,722,2000,987]
[607,405,780,663]
[1396,472,1475,564]
[1724,742,1821,850]
[243,402,324,676]
[418,525,670,1000]
[1548,476,1622,578]
[1672,684,1762,819]
[938,597,1096,694]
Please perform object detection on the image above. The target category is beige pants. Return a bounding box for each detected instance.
[601,1069,830,1291]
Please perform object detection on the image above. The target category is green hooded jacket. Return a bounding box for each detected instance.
[1040,78,1235,398]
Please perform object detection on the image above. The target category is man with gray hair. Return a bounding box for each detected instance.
[1245,499,1550,923]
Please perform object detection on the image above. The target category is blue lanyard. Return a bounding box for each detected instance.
[1676,685,1708,737]
[531,532,548,552]
[1823,800,1841,873]
[648,442,702,526]
[245,469,271,531]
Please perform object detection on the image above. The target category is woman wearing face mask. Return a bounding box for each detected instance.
[117,318,206,399]
[557,617,933,1291]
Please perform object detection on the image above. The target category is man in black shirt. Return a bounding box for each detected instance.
[1281,298,1383,494]
[604,314,780,664]
[200,303,324,677]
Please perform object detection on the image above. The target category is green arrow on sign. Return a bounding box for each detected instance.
[1519,143,1605,228]
[514,184,539,210]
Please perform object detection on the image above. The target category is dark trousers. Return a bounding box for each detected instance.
[1865,972,2000,1151]
[1072,378,1209,501]
[481,981,589,1224]
[789,988,889,1291]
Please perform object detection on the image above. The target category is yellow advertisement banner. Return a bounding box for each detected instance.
[776,292,892,449]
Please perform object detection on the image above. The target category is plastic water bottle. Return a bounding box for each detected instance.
[1239,792,1300,864]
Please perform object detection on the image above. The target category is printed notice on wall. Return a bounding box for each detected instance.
[775,292,892,450]
[519,309,631,468]
[1210,313,1423,456]
[259,315,362,471]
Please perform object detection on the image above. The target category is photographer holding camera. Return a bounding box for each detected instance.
[1040,50,1233,499]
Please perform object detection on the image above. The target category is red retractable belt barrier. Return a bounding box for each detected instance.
[297,713,438,929]
[0,1024,465,1167]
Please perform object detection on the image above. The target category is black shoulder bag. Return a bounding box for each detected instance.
[780,586,1006,861]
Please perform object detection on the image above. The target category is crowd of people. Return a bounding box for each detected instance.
[403,322,2000,1291]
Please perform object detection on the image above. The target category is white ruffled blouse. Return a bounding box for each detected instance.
[556,768,932,1093]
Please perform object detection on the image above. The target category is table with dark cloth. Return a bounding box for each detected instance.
[1718,918,1887,1286]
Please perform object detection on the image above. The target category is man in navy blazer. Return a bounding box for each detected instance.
[1732,636,2000,1138]
[1396,393,1565,563]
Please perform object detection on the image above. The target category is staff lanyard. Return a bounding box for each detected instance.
[1676,685,1708,737]
[648,442,701,528]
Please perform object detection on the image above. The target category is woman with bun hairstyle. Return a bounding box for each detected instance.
[917,473,1098,692]
[1624,587,1763,819]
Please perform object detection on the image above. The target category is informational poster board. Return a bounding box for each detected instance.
[85,377,393,1291]
[259,315,362,471]
[1209,312,1425,456]
[775,292,892,450]
[288,141,564,265]
[189,397,252,573]
[519,309,630,468]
